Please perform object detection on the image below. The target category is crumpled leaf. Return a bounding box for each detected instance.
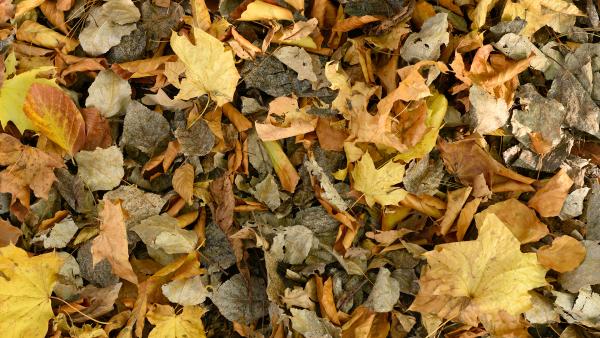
[410,213,548,328]
[33,216,78,249]
[211,273,268,324]
[147,305,206,338]
[161,276,209,306]
[85,69,132,117]
[400,13,449,63]
[23,83,86,154]
[403,154,444,195]
[131,214,197,255]
[170,26,239,106]
[255,96,318,141]
[501,0,585,37]
[537,236,586,273]
[554,286,600,329]
[0,66,57,133]
[0,134,64,209]
[91,199,137,284]
[79,0,141,56]
[352,152,407,207]
[0,245,63,338]
[75,146,124,192]
[468,84,509,134]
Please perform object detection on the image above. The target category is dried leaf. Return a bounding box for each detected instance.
[528,168,574,217]
[147,305,207,338]
[131,214,198,255]
[75,146,124,191]
[85,69,131,118]
[211,274,268,324]
[91,199,137,284]
[23,83,85,154]
[352,152,407,207]
[161,275,209,306]
[239,0,293,21]
[172,163,195,205]
[537,236,586,273]
[0,219,22,247]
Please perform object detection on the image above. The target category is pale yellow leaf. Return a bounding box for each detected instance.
[147,305,207,338]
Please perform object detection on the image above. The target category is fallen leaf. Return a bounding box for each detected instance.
[528,168,574,217]
[147,305,207,338]
[211,273,268,324]
[120,101,171,154]
[16,20,78,53]
[502,0,585,36]
[352,152,407,207]
[23,83,85,154]
[537,236,586,273]
[438,187,471,235]
[239,0,293,21]
[0,219,22,246]
[33,216,78,249]
[91,199,137,284]
[131,214,198,255]
[85,69,131,118]
[410,213,548,328]
[161,275,209,306]
[400,13,449,63]
[172,163,194,205]
[474,198,548,244]
[75,146,124,191]
[170,26,239,106]
[364,268,400,313]
[0,245,63,338]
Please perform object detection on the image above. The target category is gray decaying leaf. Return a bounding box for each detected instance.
[252,174,281,211]
[76,241,119,288]
[273,46,318,83]
[554,286,600,328]
[241,96,267,115]
[294,207,339,247]
[78,0,140,56]
[140,1,184,52]
[104,185,166,227]
[289,308,341,338]
[400,13,449,63]
[560,187,590,220]
[85,69,131,118]
[211,273,268,324]
[391,268,419,295]
[559,241,600,293]
[524,291,560,324]
[493,33,549,70]
[247,130,273,174]
[364,267,400,312]
[242,56,296,97]
[548,71,600,139]
[403,154,444,195]
[161,275,209,306]
[511,84,566,152]
[468,84,509,134]
[201,222,236,273]
[54,168,95,214]
[54,252,84,301]
[271,225,316,265]
[75,146,124,191]
[131,214,197,254]
[304,158,348,211]
[174,119,215,156]
[33,216,78,249]
[106,25,147,64]
[509,134,574,173]
[121,101,171,154]
[586,183,600,240]
[344,0,405,17]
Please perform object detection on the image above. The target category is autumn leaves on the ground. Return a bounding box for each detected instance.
[0,0,599,337]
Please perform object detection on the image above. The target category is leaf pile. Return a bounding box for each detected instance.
[0,0,599,337]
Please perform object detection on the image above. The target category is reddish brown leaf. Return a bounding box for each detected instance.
[81,107,112,150]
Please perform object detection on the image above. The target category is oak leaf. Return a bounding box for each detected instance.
[170,27,239,106]
[23,83,86,155]
[0,245,63,338]
[410,214,548,328]
[91,199,138,284]
[352,152,407,207]
[147,305,207,338]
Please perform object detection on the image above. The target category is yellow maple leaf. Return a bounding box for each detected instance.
[351,152,407,207]
[147,305,207,338]
[0,66,58,133]
[170,27,240,106]
[0,245,63,338]
[410,214,547,328]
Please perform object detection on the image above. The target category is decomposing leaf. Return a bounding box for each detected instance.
[400,13,449,63]
[410,214,547,328]
[352,152,407,207]
[91,199,137,284]
[170,27,239,106]
[33,216,78,249]
[364,268,400,313]
[211,273,268,324]
[121,101,171,154]
[0,245,63,338]
[75,146,124,191]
